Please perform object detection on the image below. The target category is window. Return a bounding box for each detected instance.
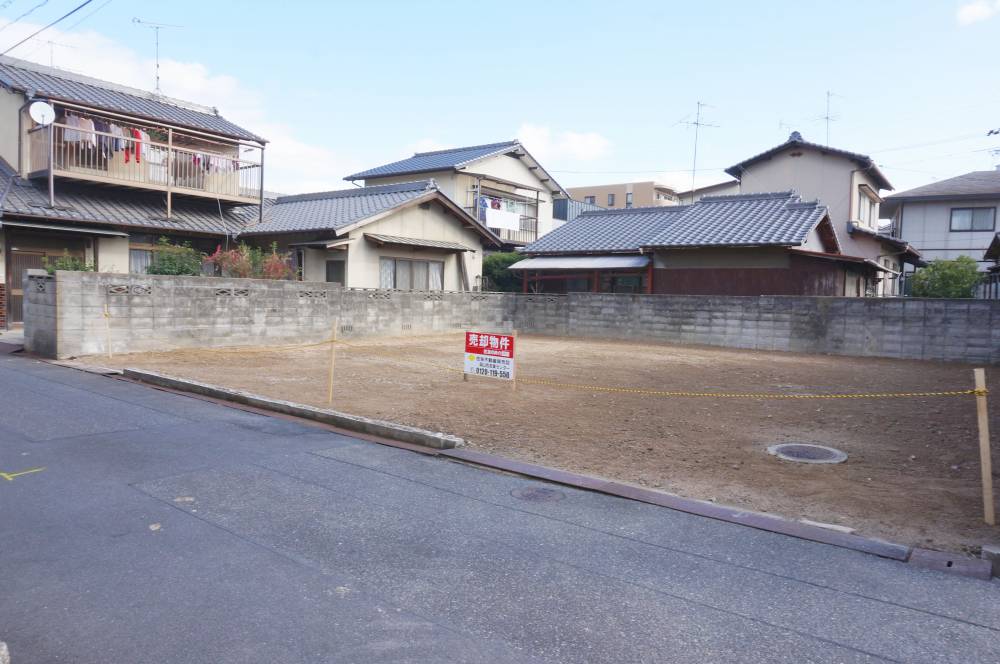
[625,192,633,209]
[607,193,616,206]
[325,260,345,285]
[583,195,596,205]
[129,248,152,274]
[379,257,444,290]
[950,207,996,232]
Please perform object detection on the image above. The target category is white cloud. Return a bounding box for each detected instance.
[956,0,1000,25]
[516,123,611,163]
[0,19,357,194]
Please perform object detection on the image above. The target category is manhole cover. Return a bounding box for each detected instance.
[767,443,847,464]
[510,487,566,502]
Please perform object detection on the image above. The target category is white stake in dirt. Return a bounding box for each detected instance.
[975,368,995,525]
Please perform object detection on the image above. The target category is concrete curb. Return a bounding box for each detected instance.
[121,369,464,450]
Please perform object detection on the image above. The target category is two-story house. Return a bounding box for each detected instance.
[881,168,1000,278]
[725,131,922,296]
[344,141,568,250]
[0,56,266,328]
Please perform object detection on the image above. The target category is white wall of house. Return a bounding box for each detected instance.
[0,87,24,170]
[735,148,886,258]
[360,153,559,238]
[344,201,484,290]
[96,236,129,273]
[894,199,999,270]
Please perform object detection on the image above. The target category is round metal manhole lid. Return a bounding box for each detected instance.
[767,443,848,464]
[510,487,566,502]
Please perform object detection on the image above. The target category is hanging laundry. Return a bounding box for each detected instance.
[78,117,97,148]
[125,128,142,163]
[484,207,520,231]
[109,124,125,151]
[61,114,81,142]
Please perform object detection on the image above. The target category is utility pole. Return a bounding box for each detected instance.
[132,18,182,94]
[682,101,718,202]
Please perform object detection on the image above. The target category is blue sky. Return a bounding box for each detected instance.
[1,0,999,198]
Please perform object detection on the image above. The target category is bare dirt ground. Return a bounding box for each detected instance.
[96,333,1000,554]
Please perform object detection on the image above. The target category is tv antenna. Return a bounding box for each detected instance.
[680,101,719,201]
[132,17,182,94]
[821,90,841,145]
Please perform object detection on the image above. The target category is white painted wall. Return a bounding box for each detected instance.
[0,87,24,170]
[97,237,129,273]
[896,199,999,270]
[344,201,485,290]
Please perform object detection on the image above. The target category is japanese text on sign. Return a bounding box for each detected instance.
[464,332,515,381]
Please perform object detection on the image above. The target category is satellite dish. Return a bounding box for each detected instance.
[29,101,55,126]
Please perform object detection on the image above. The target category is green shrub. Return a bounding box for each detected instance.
[482,252,523,292]
[42,251,94,275]
[910,256,982,299]
[147,237,205,276]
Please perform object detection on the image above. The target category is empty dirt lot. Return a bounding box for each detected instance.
[99,333,1000,554]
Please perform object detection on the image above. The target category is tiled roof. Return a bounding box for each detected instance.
[240,180,437,236]
[522,206,688,254]
[884,170,1000,201]
[0,158,256,236]
[345,141,520,180]
[647,192,828,248]
[522,192,830,254]
[726,131,892,190]
[0,56,263,142]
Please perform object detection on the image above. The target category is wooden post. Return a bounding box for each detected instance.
[975,368,995,525]
[326,321,338,407]
[104,303,112,360]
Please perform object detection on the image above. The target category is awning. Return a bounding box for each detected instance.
[288,238,351,250]
[508,255,650,270]
[0,220,128,237]
[364,233,473,252]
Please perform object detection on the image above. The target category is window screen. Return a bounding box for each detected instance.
[129,249,152,274]
[951,207,996,231]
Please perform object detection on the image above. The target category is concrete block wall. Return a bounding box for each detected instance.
[22,271,1000,364]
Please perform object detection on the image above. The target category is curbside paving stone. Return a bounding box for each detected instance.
[122,369,463,450]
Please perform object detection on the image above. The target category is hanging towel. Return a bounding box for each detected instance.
[484,208,520,231]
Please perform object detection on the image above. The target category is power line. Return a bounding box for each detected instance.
[869,132,987,154]
[0,0,50,35]
[1,0,95,55]
[63,0,113,32]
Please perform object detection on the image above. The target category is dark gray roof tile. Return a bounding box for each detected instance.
[522,192,829,254]
[0,56,263,142]
[885,170,1000,201]
[0,158,256,236]
[346,141,519,180]
[241,181,436,235]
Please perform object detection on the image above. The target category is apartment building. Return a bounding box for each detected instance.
[566,181,679,209]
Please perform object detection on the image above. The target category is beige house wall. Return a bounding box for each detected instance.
[96,236,129,273]
[567,181,677,208]
[343,201,484,290]
[258,201,486,290]
[735,148,887,259]
[653,247,790,269]
[0,87,24,171]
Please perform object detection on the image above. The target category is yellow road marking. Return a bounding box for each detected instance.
[0,467,46,481]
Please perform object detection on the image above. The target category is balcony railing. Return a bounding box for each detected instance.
[27,123,261,205]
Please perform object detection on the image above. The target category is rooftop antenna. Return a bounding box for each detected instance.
[821,90,841,146]
[131,17,182,94]
[681,101,719,201]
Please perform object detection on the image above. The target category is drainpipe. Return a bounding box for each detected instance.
[47,121,54,208]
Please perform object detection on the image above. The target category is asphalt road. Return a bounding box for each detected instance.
[1,352,999,663]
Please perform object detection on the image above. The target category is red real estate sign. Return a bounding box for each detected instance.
[464,331,515,380]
